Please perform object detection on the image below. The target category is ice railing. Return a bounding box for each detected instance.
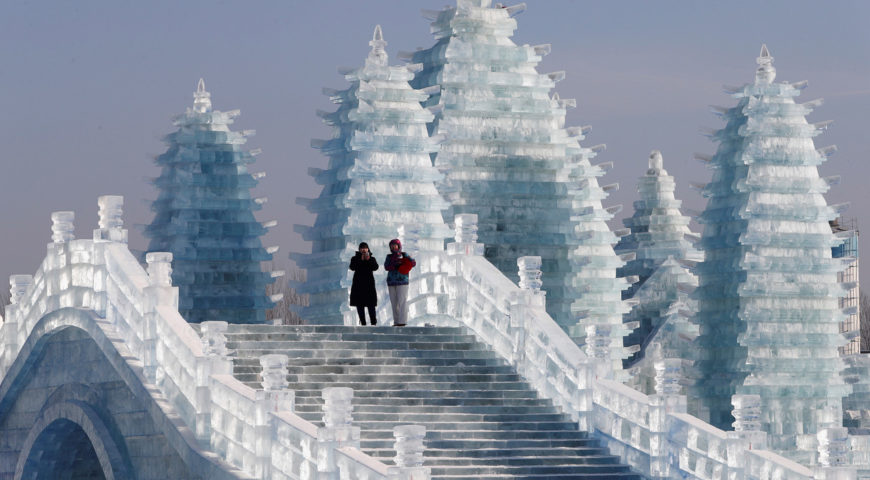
[0,197,425,480]
[407,213,857,480]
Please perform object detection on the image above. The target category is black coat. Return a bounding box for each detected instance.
[349,252,379,307]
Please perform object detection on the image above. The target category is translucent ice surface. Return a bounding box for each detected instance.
[689,46,850,459]
[409,2,628,363]
[144,79,277,324]
[293,26,451,325]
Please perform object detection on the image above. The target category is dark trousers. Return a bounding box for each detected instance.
[356,305,377,325]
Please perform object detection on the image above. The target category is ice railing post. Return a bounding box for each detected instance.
[511,256,545,368]
[145,252,178,383]
[727,394,765,477]
[1,274,32,377]
[446,214,483,256]
[585,324,613,380]
[650,359,685,478]
[91,196,127,318]
[319,387,360,479]
[387,425,429,480]
[256,354,293,478]
[815,427,856,480]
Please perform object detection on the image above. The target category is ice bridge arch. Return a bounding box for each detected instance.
[0,307,228,479]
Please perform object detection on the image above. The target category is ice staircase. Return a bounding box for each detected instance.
[225,324,642,479]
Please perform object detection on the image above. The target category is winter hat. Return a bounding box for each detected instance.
[358,242,369,250]
[389,238,402,250]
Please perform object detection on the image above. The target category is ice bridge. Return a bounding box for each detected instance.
[0,196,862,479]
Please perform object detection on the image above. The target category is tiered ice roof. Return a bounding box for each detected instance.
[623,258,699,395]
[408,1,627,356]
[145,79,278,324]
[615,151,702,367]
[293,26,451,325]
[689,46,851,459]
[569,150,633,375]
[615,150,702,299]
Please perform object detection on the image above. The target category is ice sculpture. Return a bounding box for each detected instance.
[623,258,699,395]
[293,26,451,325]
[145,79,278,324]
[689,45,851,460]
[616,151,702,371]
[407,1,628,360]
[615,150,702,299]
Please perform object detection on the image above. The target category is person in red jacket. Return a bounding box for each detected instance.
[383,238,415,326]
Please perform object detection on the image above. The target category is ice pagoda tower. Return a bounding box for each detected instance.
[408,1,628,357]
[145,79,278,324]
[690,46,851,459]
[293,26,450,325]
[616,151,702,366]
[615,150,702,298]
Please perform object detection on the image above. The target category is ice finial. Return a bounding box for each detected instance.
[649,150,664,171]
[193,78,212,113]
[367,25,388,66]
[755,44,776,84]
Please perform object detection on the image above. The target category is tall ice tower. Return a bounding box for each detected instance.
[294,26,450,325]
[690,46,851,460]
[408,0,628,356]
[145,80,279,324]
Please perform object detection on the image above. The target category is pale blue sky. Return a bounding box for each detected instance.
[1,1,869,288]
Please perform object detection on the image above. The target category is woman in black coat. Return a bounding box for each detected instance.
[349,242,378,325]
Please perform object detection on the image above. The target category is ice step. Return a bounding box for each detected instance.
[232,373,523,383]
[231,363,516,375]
[233,357,506,367]
[241,385,541,399]
[426,464,632,475]
[293,404,558,414]
[229,349,500,359]
[365,447,611,459]
[228,340,489,351]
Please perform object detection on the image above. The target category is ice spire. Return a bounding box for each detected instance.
[367,25,388,66]
[145,80,279,324]
[409,2,628,358]
[293,27,450,325]
[756,44,776,85]
[689,47,849,461]
[192,78,211,113]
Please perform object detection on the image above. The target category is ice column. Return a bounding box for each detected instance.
[409,2,627,337]
[690,46,849,460]
[388,425,430,480]
[95,195,128,243]
[144,79,279,324]
[200,321,230,357]
[318,387,360,477]
[294,25,450,325]
[51,211,74,244]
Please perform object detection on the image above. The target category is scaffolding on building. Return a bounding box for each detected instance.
[831,217,861,355]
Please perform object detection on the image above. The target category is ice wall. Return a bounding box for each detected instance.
[408,1,628,362]
[689,46,850,461]
[293,26,451,325]
[145,80,278,324]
